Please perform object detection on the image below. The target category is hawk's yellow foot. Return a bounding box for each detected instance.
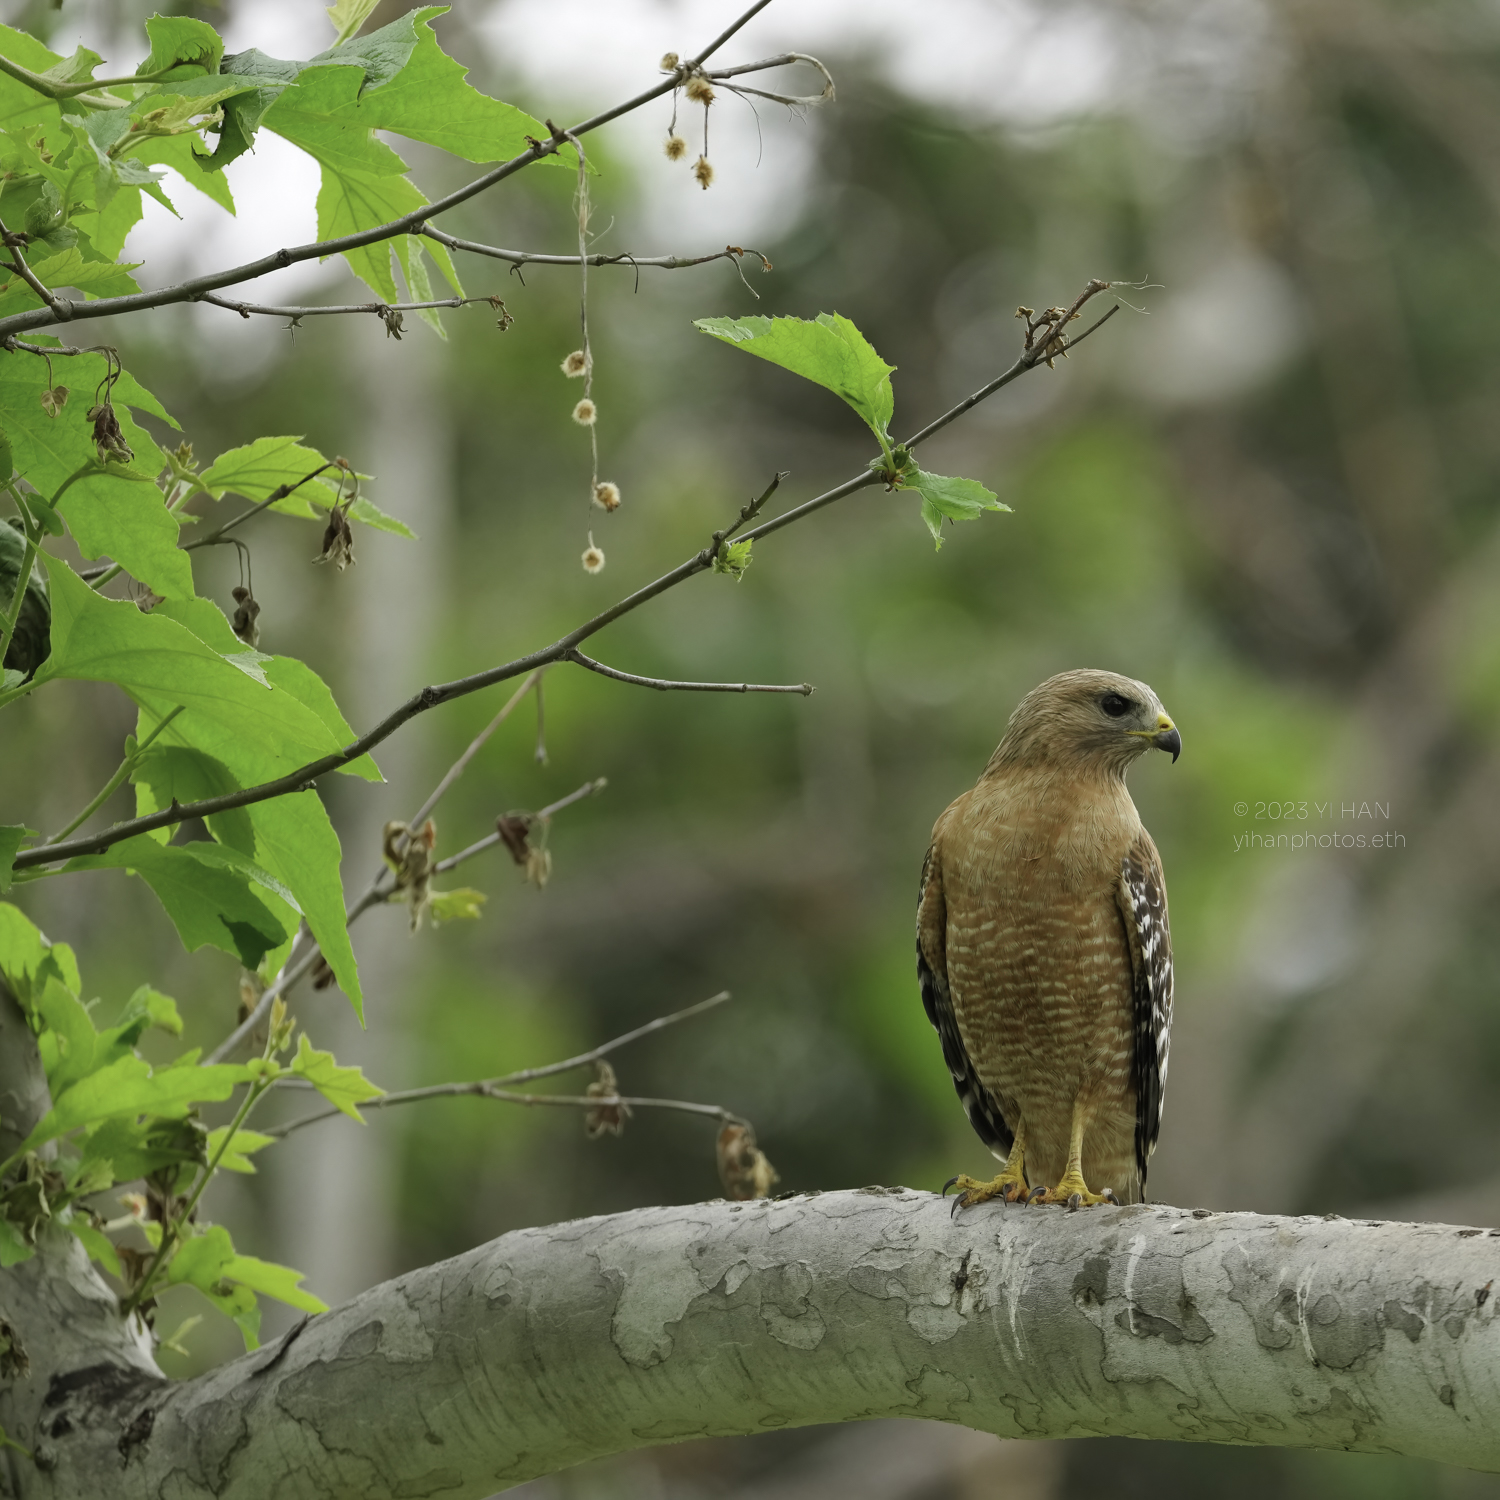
[1032,1171,1117,1210]
[943,1169,1028,1214]
[944,1128,1028,1214]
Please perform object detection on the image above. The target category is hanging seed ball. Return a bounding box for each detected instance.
[572,398,597,426]
[582,534,605,574]
[561,349,588,377]
[664,134,687,161]
[693,156,714,190]
[660,52,680,71]
[593,481,621,512]
[685,75,715,105]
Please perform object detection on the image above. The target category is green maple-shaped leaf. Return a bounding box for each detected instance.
[290,1032,384,1120]
[695,312,896,444]
[901,470,1009,549]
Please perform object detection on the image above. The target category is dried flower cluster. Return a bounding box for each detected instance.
[87,400,133,465]
[585,1060,632,1138]
[716,1123,779,1200]
[229,585,260,648]
[383,817,438,929]
[497,812,553,887]
[664,65,717,188]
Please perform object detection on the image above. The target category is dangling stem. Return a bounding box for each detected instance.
[567,130,599,498]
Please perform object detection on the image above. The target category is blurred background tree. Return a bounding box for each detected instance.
[5,0,1500,1494]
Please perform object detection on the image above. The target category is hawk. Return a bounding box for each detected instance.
[917,669,1179,1209]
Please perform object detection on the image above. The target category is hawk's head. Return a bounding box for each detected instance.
[990,669,1180,774]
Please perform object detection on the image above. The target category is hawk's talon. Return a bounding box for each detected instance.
[943,1169,1028,1213]
[1026,1185,1048,1205]
[1067,1192,1083,1212]
[1101,1188,1119,1205]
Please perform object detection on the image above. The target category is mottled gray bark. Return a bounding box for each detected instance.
[3,1187,1500,1498]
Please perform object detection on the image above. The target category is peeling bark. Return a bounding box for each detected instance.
[4,1190,1500,1495]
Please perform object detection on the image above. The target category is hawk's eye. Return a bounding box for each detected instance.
[1100,692,1133,718]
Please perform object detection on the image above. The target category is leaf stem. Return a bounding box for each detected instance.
[120,1073,270,1320]
[0,502,40,673]
[43,705,184,846]
[0,52,168,106]
[50,463,99,512]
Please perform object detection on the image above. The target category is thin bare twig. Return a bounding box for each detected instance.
[433,779,608,874]
[405,672,545,835]
[565,648,812,696]
[191,291,506,322]
[205,938,321,1066]
[705,51,835,107]
[420,226,771,276]
[13,281,1122,873]
[0,336,89,357]
[262,991,734,1139]
[207,773,606,1064]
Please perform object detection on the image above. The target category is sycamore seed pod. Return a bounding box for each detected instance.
[572,398,597,426]
[582,533,605,574]
[561,349,588,377]
[685,75,714,105]
[693,156,714,190]
[664,133,687,161]
[593,481,621,512]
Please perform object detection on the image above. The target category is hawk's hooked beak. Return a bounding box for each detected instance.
[1152,715,1181,763]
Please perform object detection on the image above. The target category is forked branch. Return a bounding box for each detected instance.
[263,992,738,1139]
[0,0,782,341]
[11,277,1123,873]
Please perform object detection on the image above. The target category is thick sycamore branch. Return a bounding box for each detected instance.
[8,1189,1500,1496]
